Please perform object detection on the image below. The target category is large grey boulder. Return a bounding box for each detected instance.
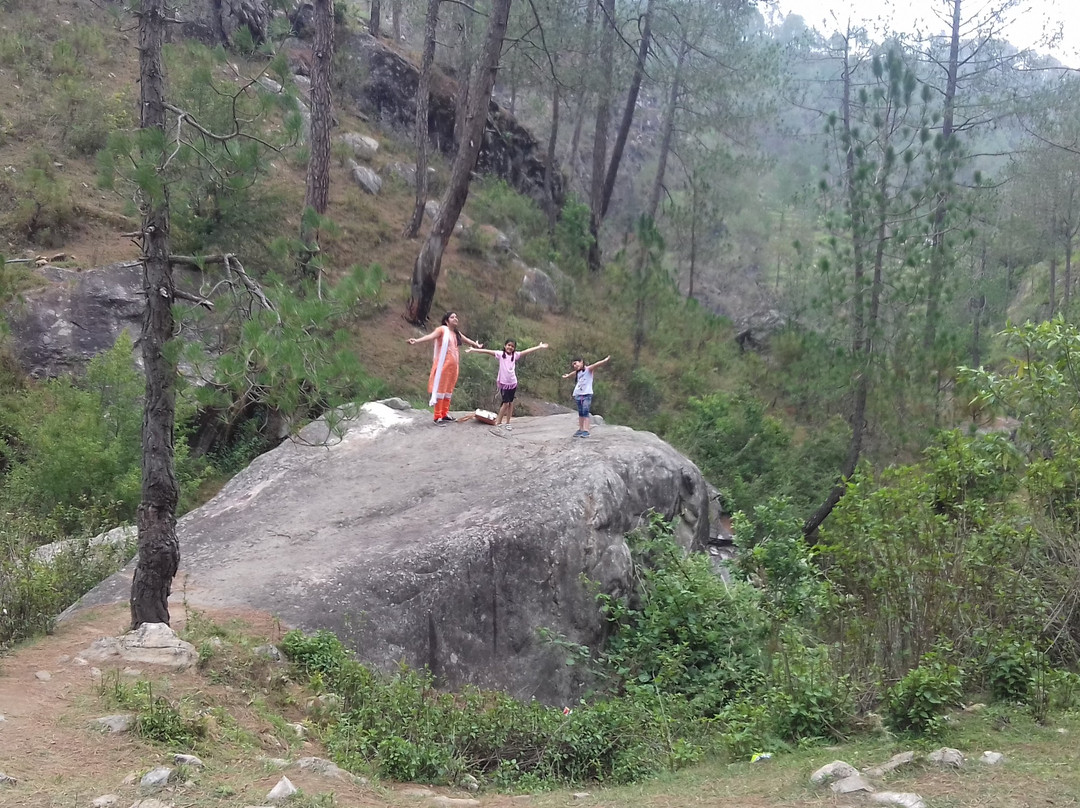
[72,403,710,703]
[4,262,143,378]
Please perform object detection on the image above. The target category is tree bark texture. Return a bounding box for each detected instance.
[370,0,381,37]
[302,0,335,240]
[132,0,180,628]
[452,0,475,150]
[405,0,513,324]
[404,0,440,239]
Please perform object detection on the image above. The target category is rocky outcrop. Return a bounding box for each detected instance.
[72,402,710,704]
[174,0,274,48]
[337,32,565,209]
[5,262,144,378]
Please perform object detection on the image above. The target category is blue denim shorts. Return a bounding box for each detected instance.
[574,394,592,418]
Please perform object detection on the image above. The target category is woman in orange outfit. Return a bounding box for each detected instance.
[407,311,483,423]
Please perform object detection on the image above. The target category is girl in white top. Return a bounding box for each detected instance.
[561,355,610,437]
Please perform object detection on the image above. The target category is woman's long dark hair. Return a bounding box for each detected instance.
[441,311,462,345]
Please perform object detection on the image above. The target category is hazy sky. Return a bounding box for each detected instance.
[769,0,1078,66]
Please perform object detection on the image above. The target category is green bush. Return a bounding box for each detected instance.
[885,649,964,735]
[598,513,768,716]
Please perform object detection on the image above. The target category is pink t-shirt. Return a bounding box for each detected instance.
[496,351,522,388]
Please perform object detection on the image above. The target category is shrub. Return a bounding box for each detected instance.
[598,513,768,716]
[885,649,964,735]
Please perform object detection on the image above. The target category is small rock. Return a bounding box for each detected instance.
[90,667,102,679]
[430,799,480,807]
[962,702,987,712]
[254,645,282,661]
[91,796,118,807]
[0,772,17,786]
[571,794,591,800]
[460,773,479,792]
[831,774,875,794]
[139,766,174,791]
[35,670,52,681]
[91,714,135,734]
[296,757,347,779]
[980,751,1005,765]
[810,760,858,785]
[927,747,964,768]
[58,654,71,663]
[73,657,89,666]
[288,722,306,738]
[262,758,290,769]
[122,667,143,677]
[400,787,436,797]
[869,793,926,808]
[1058,727,1069,734]
[122,773,138,786]
[266,776,298,802]
[378,397,411,411]
[130,800,171,808]
[173,753,204,768]
[349,161,382,195]
[864,751,916,777]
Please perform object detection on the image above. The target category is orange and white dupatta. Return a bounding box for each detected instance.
[428,326,460,405]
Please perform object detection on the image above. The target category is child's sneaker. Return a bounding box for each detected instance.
[578,431,590,438]
[572,430,584,437]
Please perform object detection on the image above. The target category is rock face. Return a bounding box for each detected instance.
[174,0,274,48]
[5,262,143,378]
[337,32,565,209]
[73,403,710,703]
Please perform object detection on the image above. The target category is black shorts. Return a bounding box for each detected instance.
[500,385,517,404]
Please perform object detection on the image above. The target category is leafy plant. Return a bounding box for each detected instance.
[885,649,964,735]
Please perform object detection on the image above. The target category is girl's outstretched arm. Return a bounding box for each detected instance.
[466,347,500,356]
[518,341,549,357]
[460,333,484,349]
[407,325,444,345]
[587,355,611,371]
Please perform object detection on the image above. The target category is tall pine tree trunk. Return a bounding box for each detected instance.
[545,61,560,233]
[405,0,513,324]
[599,0,653,218]
[370,0,381,37]
[647,33,686,221]
[131,0,180,628]
[922,0,961,350]
[301,0,335,281]
[586,0,614,271]
[403,0,440,239]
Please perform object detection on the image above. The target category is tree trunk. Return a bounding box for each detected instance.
[804,33,869,537]
[369,0,381,37]
[405,0,513,324]
[403,0,440,239]
[922,0,961,351]
[452,0,475,150]
[1050,255,1057,317]
[599,0,654,220]
[566,0,595,197]
[647,33,686,222]
[392,0,402,39]
[586,0,614,271]
[301,0,335,277]
[545,69,560,233]
[131,0,180,628]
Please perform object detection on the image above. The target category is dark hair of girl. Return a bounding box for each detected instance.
[441,311,462,345]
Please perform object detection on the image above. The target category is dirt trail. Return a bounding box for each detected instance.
[0,604,535,808]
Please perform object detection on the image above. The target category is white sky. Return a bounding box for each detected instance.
[769,0,1079,66]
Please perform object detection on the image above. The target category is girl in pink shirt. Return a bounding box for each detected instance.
[467,338,549,429]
